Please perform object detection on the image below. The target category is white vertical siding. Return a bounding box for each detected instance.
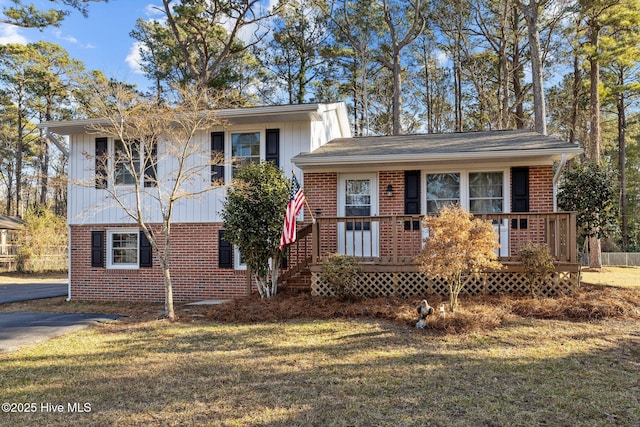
[68,120,321,225]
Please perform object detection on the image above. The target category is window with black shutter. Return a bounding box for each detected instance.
[511,167,529,229]
[218,230,233,268]
[95,137,108,189]
[265,129,280,167]
[404,170,421,230]
[211,132,225,184]
[139,230,153,267]
[91,230,105,267]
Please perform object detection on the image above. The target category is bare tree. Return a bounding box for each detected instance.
[376,0,427,135]
[84,84,224,320]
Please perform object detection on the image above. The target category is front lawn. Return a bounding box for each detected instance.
[1,281,639,426]
[1,316,639,426]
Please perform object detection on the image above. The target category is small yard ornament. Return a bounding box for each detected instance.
[416,300,435,329]
[439,303,446,319]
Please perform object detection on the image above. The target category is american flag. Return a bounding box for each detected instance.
[280,174,306,250]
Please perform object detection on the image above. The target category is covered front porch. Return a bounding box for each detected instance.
[283,212,580,297]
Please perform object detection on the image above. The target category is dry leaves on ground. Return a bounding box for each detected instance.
[207,284,640,334]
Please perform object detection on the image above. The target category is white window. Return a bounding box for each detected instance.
[231,132,260,177]
[107,229,139,269]
[234,247,246,270]
[425,170,506,213]
[114,139,140,186]
[469,172,503,213]
[426,173,461,214]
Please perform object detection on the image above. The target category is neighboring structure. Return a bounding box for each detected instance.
[42,102,582,302]
[0,216,23,271]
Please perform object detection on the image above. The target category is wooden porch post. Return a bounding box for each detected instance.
[568,212,578,264]
[246,267,252,296]
[312,220,319,265]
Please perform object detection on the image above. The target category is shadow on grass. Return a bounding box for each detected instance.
[0,317,638,426]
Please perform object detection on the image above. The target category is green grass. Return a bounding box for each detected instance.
[581,266,640,288]
[1,316,638,426]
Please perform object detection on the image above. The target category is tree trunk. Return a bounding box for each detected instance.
[587,23,602,269]
[454,55,462,132]
[16,105,23,216]
[520,0,546,134]
[588,29,601,161]
[392,52,402,135]
[589,236,602,269]
[617,76,627,250]
[512,4,525,129]
[162,261,176,321]
[569,47,581,144]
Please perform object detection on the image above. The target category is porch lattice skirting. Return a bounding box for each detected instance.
[311,270,580,298]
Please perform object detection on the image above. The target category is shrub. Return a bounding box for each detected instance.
[16,205,67,272]
[321,253,362,301]
[518,242,555,298]
[415,205,502,312]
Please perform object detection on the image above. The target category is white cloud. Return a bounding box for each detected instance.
[53,29,78,44]
[435,50,449,67]
[125,41,145,75]
[144,3,165,18]
[0,24,27,45]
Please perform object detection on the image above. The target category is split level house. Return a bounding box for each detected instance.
[42,102,583,303]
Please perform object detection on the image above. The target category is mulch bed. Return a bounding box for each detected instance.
[206,284,640,334]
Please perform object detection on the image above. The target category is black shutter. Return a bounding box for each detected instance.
[91,230,104,268]
[404,170,421,231]
[144,142,157,187]
[211,132,225,184]
[511,167,529,229]
[512,167,530,212]
[218,230,233,268]
[139,230,153,268]
[265,129,280,167]
[95,137,108,189]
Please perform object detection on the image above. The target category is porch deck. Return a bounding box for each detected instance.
[283,212,580,297]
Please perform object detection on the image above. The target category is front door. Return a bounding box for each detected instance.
[338,174,379,258]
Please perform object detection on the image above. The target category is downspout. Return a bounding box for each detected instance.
[66,225,71,301]
[553,153,567,212]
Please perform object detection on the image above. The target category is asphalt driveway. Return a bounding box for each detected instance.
[0,312,120,353]
[0,282,67,303]
[0,281,120,353]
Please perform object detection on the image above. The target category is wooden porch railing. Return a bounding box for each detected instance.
[310,212,578,266]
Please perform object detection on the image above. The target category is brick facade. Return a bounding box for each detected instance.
[70,223,250,302]
[69,166,556,302]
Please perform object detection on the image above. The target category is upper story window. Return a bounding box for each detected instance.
[95,137,156,189]
[211,129,279,185]
[231,132,260,177]
[114,139,141,186]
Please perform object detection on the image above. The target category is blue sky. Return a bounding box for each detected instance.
[0,0,159,91]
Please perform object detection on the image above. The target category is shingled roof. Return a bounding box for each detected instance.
[0,216,23,230]
[293,130,582,169]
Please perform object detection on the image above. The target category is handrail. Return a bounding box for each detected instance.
[311,212,577,265]
[278,222,314,285]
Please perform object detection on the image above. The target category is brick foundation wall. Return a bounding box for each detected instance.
[70,223,250,303]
